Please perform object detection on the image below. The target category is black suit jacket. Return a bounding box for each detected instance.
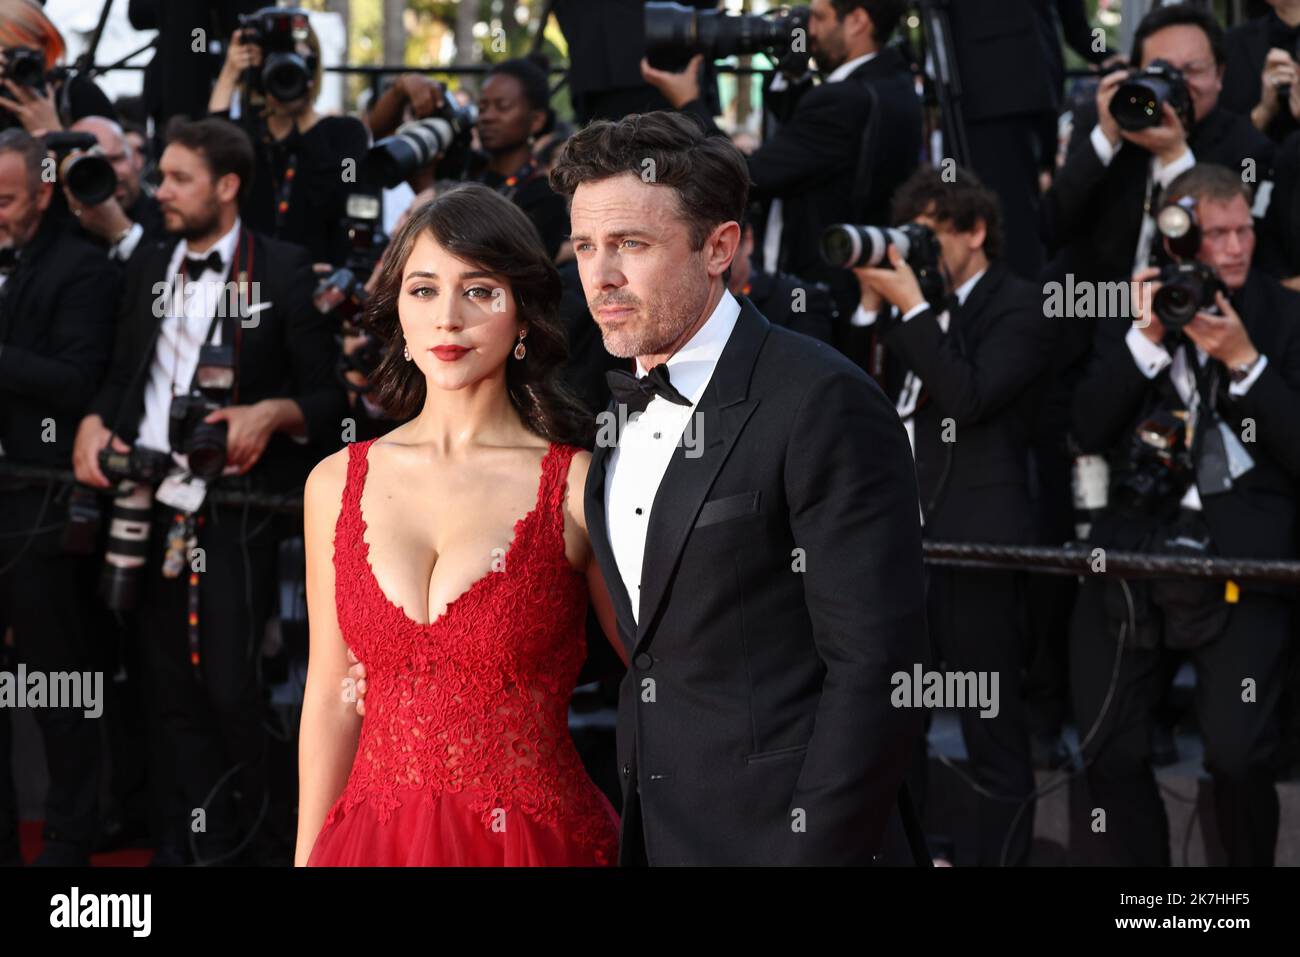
[1071,269,1300,565]
[0,218,118,468]
[586,297,928,865]
[1258,129,1300,278]
[1221,12,1300,144]
[950,0,1058,122]
[1042,104,1277,284]
[879,264,1060,544]
[745,269,836,346]
[88,230,347,492]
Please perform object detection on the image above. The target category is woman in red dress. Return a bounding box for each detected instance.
[295,184,624,866]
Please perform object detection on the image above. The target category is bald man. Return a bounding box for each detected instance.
[67,115,163,261]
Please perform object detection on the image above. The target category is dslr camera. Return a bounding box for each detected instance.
[314,191,388,392]
[168,343,236,482]
[94,444,172,612]
[0,46,46,90]
[1109,59,1195,133]
[820,222,948,308]
[1112,407,1194,516]
[1150,196,1226,329]
[43,131,118,205]
[644,2,810,73]
[237,6,316,103]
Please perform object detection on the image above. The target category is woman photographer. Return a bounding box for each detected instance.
[0,0,114,134]
[208,8,367,266]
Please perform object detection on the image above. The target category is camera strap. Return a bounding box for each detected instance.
[187,227,254,404]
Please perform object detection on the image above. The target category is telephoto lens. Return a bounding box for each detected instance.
[364,111,473,188]
[820,223,931,270]
[43,131,118,205]
[644,2,808,72]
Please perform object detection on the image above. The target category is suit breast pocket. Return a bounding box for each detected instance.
[694,490,761,529]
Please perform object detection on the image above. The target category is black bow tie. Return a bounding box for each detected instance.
[182,250,224,281]
[605,363,692,415]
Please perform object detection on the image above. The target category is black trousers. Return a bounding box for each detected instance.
[916,567,1036,866]
[1069,577,1291,865]
[136,499,278,857]
[0,486,102,850]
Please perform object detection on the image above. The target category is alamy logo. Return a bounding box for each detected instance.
[890,664,1000,718]
[0,666,102,718]
[49,887,151,937]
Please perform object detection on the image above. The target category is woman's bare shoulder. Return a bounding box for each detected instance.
[304,445,351,521]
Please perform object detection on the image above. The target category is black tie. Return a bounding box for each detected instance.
[605,363,692,415]
[183,250,224,281]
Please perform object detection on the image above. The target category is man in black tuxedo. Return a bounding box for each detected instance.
[549,111,928,865]
[852,166,1059,865]
[66,115,164,263]
[1069,163,1300,866]
[640,0,921,367]
[71,117,345,864]
[0,128,118,866]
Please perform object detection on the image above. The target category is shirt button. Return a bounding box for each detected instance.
[654,431,662,439]
[634,652,653,670]
[622,763,631,778]
[635,507,643,515]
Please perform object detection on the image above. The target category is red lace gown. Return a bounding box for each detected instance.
[307,438,620,866]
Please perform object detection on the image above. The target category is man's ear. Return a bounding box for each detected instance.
[215,172,241,206]
[969,217,988,253]
[706,220,742,278]
[34,180,53,213]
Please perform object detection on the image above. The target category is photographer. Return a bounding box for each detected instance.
[1043,4,1275,287]
[208,7,369,267]
[851,166,1058,865]
[640,0,920,366]
[1257,127,1300,284]
[1069,163,1300,866]
[467,58,569,262]
[1220,0,1300,143]
[65,115,164,263]
[70,117,346,864]
[0,128,117,865]
[0,0,114,134]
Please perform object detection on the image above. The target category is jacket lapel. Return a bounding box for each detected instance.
[633,299,769,648]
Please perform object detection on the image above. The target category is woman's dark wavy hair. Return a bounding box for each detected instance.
[363,182,594,448]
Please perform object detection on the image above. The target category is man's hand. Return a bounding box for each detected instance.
[347,647,367,717]
[1281,275,1300,293]
[2,79,61,135]
[66,191,132,243]
[1130,265,1166,341]
[397,73,445,119]
[1120,101,1189,167]
[640,54,704,109]
[73,415,129,488]
[854,244,927,316]
[1184,291,1258,368]
[1095,68,1127,148]
[204,399,289,475]
[1255,48,1298,123]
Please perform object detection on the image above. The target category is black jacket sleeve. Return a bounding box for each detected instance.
[276,243,347,444]
[1070,317,1160,454]
[782,367,928,861]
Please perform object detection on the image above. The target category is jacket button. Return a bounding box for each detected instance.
[622,763,631,778]
[634,652,653,670]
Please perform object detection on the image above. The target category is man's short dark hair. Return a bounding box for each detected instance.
[831,0,907,46]
[162,116,255,204]
[0,128,46,195]
[891,164,1004,262]
[1165,163,1253,210]
[549,110,749,251]
[1131,2,1226,67]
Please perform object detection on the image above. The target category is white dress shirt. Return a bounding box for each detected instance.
[762,51,879,274]
[1125,325,1266,510]
[604,291,742,623]
[137,218,243,455]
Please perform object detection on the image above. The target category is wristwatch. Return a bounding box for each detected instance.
[1227,353,1263,383]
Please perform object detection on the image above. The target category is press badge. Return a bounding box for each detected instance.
[155,472,208,514]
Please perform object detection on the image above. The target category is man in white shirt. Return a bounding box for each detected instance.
[551,109,928,866]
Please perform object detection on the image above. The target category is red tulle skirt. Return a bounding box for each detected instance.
[307,787,620,867]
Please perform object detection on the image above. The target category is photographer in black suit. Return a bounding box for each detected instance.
[641,0,920,367]
[1043,4,1275,288]
[1069,163,1300,866]
[65,115,164,263]
[0,127,117,865]
[852,166,1059,865]
[1220,0,1300,144]
[70,118,346,864]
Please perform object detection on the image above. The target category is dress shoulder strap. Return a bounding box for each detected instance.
[538,442,580,536]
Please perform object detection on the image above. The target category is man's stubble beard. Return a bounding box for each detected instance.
[592,259,710,359]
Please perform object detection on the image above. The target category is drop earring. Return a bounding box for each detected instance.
[513,328,527,360]
[403,341,411,361]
